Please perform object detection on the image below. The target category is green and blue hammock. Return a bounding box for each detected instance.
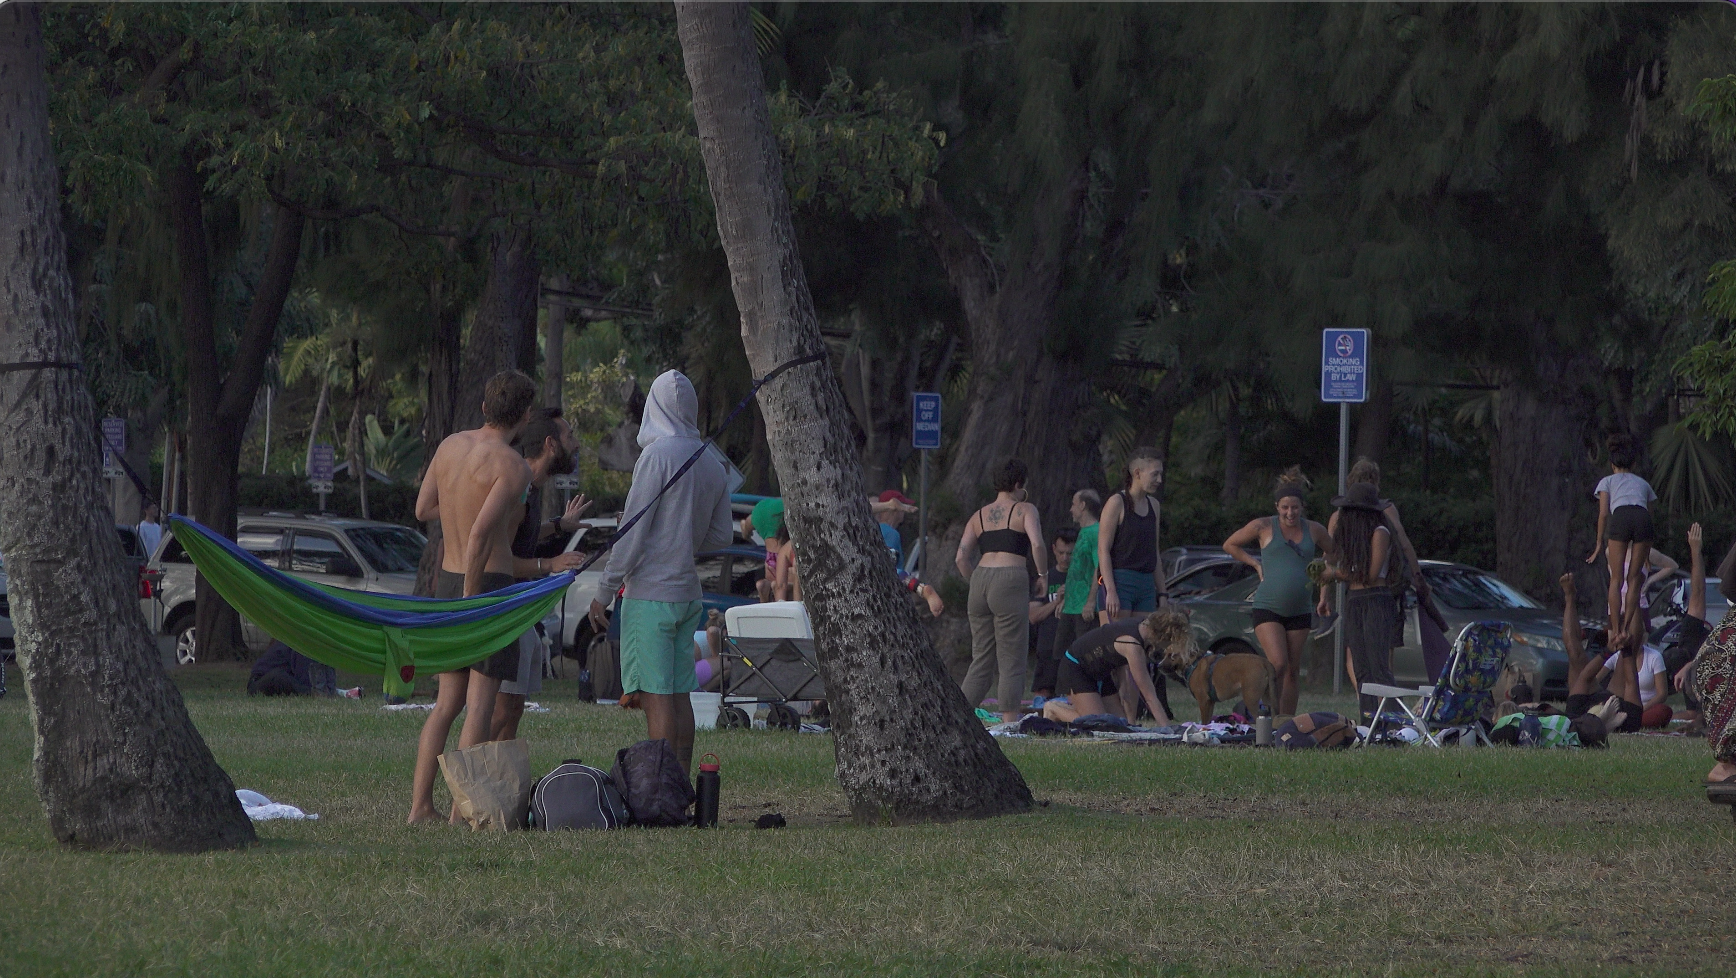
[165,352,830,698]
[168,516,572,698]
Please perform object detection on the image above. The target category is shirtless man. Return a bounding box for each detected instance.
[406,369,548,824]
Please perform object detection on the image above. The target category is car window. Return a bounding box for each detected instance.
[1169,561,1253,597]
[238,528,285,568]
[696,554,727,595]
[345,526,425,573]
[728,555,765,598]
[115,527,142,558]
[1423,567,1542,611]
[158,535,192,564]
[290,532,353,576]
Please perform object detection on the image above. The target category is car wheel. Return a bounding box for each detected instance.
[174,621,197,665]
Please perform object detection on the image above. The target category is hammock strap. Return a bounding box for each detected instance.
[572,349,826,576]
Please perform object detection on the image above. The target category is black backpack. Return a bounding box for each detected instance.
[529,759,630,830]
[611,739,697,827]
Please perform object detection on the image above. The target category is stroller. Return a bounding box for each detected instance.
[718,602,824,730]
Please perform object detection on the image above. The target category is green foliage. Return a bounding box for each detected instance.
[362,416,423,485]
[1677,335,1736,439]
[236,474,418,525]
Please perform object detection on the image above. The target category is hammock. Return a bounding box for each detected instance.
[168,516,574,697]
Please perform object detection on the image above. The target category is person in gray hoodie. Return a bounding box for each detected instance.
[589,370,733,772]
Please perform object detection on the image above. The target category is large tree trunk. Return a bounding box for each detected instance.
[0,4,254,852]
[168,156,304,661]
[920,180,1092,532]
[454,225,539,431]
[1494,327,1598,601]
[676,0,1032,823]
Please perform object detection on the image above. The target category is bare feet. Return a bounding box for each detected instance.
[1707,761,1736,783]
[407,806,441,825]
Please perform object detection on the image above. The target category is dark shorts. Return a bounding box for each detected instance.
[436,570,521,681]
[1057,654,1117,698]
[1607,505,1655,544]
[1564,692,1600,719]
[1251,608,1312,632]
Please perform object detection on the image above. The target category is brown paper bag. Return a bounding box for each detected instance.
[437,739,531,832]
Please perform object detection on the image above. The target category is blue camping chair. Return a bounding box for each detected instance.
[1360,620,1513,747]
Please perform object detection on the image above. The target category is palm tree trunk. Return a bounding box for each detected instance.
[675,0,1032,823]
[0,4,254,851]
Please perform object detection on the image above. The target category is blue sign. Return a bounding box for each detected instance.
[912,393,942,450]
[1320,329,1369,403]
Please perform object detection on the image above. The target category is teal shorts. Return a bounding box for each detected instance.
[619,598,704,696]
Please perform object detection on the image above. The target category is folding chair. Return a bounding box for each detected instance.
[1360,620,1513,747]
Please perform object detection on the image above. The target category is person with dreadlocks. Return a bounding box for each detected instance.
[1317,482,1399,723]
[1222,467,1334,716]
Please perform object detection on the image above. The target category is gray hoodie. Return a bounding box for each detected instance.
[595,371,734,605]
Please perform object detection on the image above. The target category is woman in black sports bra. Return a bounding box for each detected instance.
[955,458,1048,723]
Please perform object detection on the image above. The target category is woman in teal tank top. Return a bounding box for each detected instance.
[1222,468,1335,714]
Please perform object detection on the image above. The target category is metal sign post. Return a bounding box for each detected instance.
[912,393,942,579]
[101,416,126,516]
[309,443,335,513]
[1320,329,1369,698]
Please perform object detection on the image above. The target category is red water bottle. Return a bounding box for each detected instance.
[695,753,721,828]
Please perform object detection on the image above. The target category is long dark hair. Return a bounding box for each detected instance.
[1333,507,1387,583]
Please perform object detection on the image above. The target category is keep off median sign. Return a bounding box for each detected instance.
[101,416,126,476]
[1320,329,1369,403]
[911,393,941,450]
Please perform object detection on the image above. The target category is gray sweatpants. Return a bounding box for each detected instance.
[963,565,1030,712]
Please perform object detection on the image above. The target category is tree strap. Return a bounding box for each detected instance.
[574,349,828,578]
[0,361,83,373]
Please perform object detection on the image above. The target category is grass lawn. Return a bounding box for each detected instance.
[1,664,1732,977]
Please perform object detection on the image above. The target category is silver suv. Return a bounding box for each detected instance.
[145,512,425,663]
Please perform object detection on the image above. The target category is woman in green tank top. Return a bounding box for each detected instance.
[1222,468,1334,714]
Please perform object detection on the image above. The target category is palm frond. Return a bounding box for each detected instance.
[1650,421,1735,513]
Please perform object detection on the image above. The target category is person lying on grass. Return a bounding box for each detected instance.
[1042,611,1173,726]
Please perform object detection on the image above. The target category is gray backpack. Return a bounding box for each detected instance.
[529,759,630,830]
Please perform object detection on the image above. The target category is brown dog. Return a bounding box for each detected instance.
[1147,610,1276,722]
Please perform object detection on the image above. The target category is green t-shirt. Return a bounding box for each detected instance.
[1062,522,1100,615]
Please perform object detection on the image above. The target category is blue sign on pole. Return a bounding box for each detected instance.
[1320,329,1370,403]
[911,393,942,449]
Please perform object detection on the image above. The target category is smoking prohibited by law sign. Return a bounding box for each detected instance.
[1320,329,1369,403]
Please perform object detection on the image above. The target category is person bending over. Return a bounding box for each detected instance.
[1041,612,1172,725]
[588,371,733,775]
[407,370,540,824]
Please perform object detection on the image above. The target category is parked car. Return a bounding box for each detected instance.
[1172,559,1573,698]
[146,512,425,664]
[1161,545,1232,581]
[1647,572,1730,633]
